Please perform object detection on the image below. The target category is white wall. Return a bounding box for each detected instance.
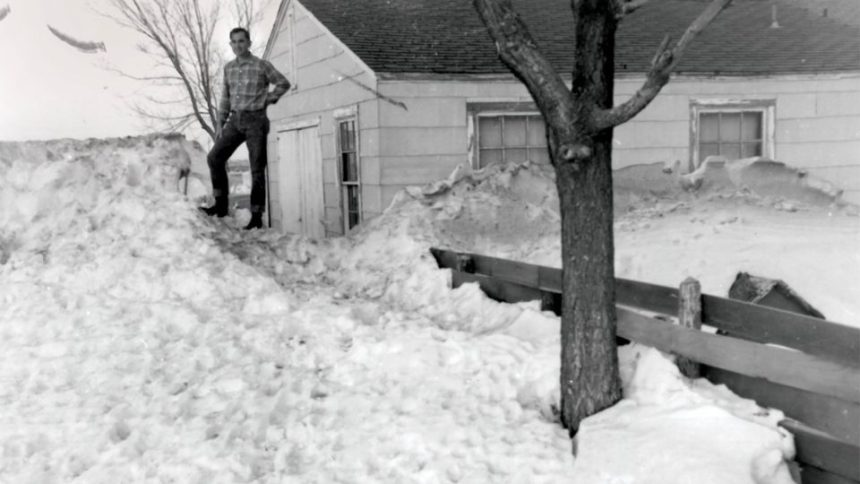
[377,73,860,205]
[265,0,381,235]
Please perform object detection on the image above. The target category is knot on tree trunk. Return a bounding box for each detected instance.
[560,143,592,163]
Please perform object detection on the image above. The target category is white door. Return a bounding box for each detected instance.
[277,126,324,238]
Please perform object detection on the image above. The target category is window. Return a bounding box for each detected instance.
[691,100,775,167]
[699,112,763,160]
[337,119,360,231]
[469,103,550,169]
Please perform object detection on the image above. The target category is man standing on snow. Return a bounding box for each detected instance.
[199,27,291,230]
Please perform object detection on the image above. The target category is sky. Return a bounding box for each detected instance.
[0,0,278,146]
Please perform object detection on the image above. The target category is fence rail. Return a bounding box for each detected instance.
[430,247,860,484]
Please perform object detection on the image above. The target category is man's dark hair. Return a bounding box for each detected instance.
[229,27,250,41]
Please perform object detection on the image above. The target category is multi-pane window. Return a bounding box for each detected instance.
[698,111,763,162]
[477,114,549,168]
[337,119,360,230]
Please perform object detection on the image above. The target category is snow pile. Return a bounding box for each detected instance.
[0,135,313,481]
[251,160,798,482]
[0,137,813,483]
[366,160,860,325]
[572,345,795,484]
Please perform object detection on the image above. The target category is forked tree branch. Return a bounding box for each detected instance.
[473,0,574,128]
[594,0,733,130]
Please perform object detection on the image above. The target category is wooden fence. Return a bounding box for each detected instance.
[430,248,860,484]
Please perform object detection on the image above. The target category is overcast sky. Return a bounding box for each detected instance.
[0,0,277,146]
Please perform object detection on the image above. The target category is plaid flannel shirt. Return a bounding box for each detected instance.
[218,54,290,124]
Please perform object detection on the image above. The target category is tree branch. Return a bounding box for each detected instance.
[473,0,573,128]
[102,0,267,142]
[594,0,732,129]
[612,0,650,19]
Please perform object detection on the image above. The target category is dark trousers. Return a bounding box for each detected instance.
[207,109,270,213]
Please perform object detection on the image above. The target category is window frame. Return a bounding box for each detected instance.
[690,99,776,169]
[467,102,550,169]
[335,115,361,232]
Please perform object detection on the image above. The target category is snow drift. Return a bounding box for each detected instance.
[3,134,848,483]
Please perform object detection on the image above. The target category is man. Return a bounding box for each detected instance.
[200,27,291,230]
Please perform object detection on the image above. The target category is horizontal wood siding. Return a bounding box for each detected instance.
[264,1,381,234]
[380,127,467,157]
[380,154,469,185]
[376,74,860,204]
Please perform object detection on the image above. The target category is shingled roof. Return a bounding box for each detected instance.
[292,0,860,76]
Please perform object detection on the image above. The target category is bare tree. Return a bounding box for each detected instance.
[102,0,270,141]
[473,0,732,434]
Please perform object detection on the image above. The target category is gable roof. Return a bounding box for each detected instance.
[292,0,860,76]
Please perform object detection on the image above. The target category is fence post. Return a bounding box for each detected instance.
[678,277,703,378]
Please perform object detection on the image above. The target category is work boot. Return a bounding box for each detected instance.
[244,212,264,230]
[199,196,228,218]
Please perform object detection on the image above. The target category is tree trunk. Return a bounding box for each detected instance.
[555,132,621,436]
[472,0,733,437]
[556,0,621,436]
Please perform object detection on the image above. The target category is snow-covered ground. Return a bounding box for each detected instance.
[2,134,854,483]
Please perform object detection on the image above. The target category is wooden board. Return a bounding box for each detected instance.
[801,466,860,484]
[616,307,860,403]
[452,271,544,304]
[432,248,860,369]
[702,295,860,368]
[706,367,860,446]
[430,247,461,271]
[616,278,679,315]
[782,420,860,482]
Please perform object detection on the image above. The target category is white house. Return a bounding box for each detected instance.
[261,0,860,236]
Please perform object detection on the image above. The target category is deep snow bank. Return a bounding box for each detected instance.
[263,160,797,483]
[0,137,804,483]
[0,135,315,481]
[348,159,859,324]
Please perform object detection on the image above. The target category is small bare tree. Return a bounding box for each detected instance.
[473,0,732,434]
[103,0,270,141]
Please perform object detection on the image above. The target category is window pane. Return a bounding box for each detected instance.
[347,185,359,207]
[741,112,762,141]
[529,147,550,164]
[503,117,527,147]
[479,148,503,168]
[479,117,502,148]
[339,120,356,152]
[742,142,762,158]
[505,148,528,163]
[700,114,720,142]
[345,185,360,229]
[721,144,741,160]
[700,142,721,162]
[348,211,360,229]
[719,113,741,142]
[527,115,547,147]
[342,153,358,181]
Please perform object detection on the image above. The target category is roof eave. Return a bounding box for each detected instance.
[376,69,860,82]
[263,0,291,60]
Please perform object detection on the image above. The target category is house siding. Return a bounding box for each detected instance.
[375,73,860,207]
[265,0,859,235]
[265,0,381,236]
